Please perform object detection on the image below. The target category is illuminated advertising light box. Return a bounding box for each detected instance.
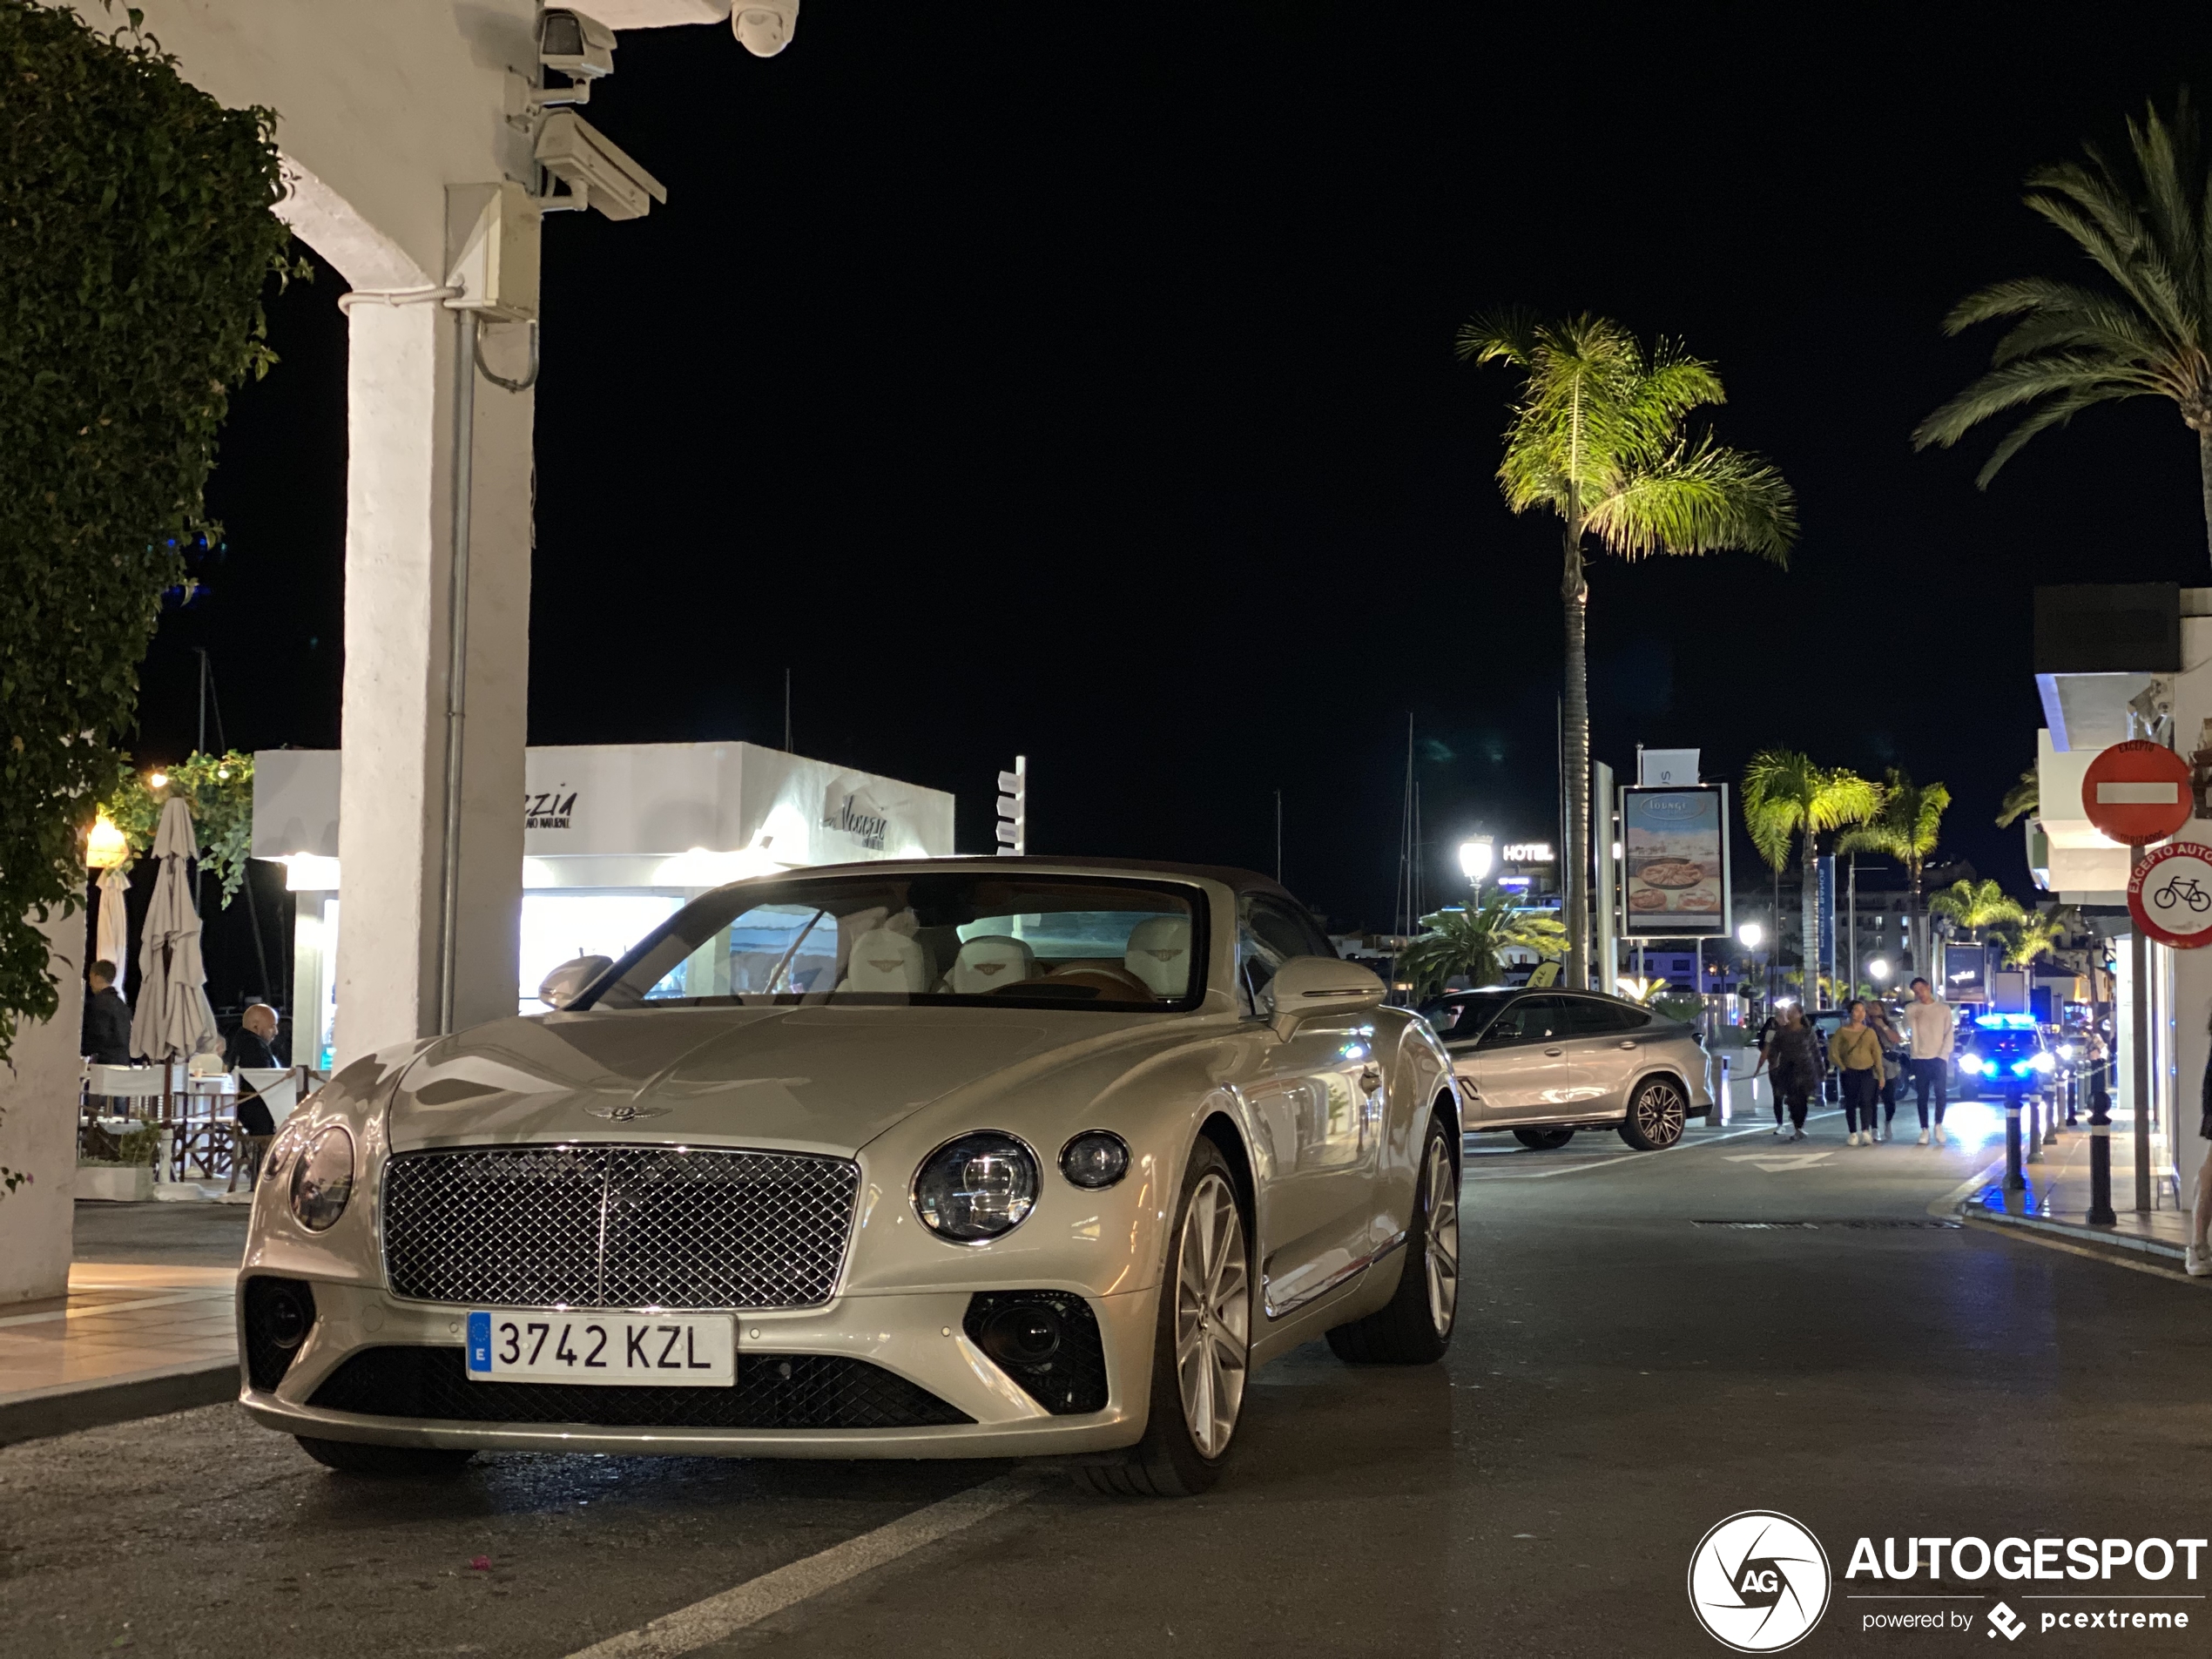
[1622,784,1731,939]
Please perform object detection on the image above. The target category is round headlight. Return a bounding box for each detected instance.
[288,1125,354,1232]
[2031,1051,2056,1074]
[1959,1055,1987,1076]
[1059,1130,1130,1190]
[913,1132,1038,1243]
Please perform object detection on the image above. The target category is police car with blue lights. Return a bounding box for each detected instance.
[1951,1012,2056,1102]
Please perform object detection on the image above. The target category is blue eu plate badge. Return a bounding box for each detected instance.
[467,1311,493,1374]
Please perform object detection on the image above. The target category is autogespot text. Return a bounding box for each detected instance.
[1848,1534,2204,1635]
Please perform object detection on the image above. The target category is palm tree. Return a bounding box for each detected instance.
[1838,768,1951,981]
[1928,879,2027,942]
[1397,892,1568,998]
[1913,94,2212,560]
[1994,766,2038,829]
[1743,752,1880,1008]
[1459,314,1796,986]
[2000,905,2079,968]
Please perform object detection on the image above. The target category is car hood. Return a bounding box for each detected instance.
[384,1004,1181,1157]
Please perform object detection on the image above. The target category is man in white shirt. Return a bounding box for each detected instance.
[1900,976,1956,1144]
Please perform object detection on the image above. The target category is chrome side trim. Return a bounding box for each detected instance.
[1261,1229,1409,1321]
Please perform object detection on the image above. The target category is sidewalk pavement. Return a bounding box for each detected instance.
[0,1263,239,1447]
[1955,1104,2202,1284]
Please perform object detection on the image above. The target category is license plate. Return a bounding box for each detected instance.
[464,1312,735,1386]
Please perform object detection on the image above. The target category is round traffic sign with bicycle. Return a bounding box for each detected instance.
[2128,841,2212,948]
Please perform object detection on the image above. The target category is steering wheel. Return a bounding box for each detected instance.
[1045,963,1157,1001]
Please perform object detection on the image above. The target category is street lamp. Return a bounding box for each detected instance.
[1737,922,1763,950]
[1458,836,1494,898]
[1868,956,1891,982]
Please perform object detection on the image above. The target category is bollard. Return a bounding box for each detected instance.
[2026,1093,2043,1163]
[2043,1082,2060,1145]
[2004,1096,2026,1191]
[2064,1063,2079,1127]
[2087,1084,2117,1226]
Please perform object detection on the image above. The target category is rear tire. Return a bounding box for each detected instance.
[1512,1127,1575,1150]
[1073,1137,1249,1499]
[295,1436,475,1479]
[1617,1078,1688,1150]
[1326,1114,1459,1366]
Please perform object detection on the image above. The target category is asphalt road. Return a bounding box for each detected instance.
[6,1110,2209,1658]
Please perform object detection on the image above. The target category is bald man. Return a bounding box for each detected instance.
[225,1004,287,1138]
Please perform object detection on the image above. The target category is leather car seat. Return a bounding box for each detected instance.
[1122,915,1193,999]
[945,934,1035,995]
[838,928,934,993]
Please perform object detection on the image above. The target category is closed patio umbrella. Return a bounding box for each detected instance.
[130,796,218,1064]
[95,865,130,988]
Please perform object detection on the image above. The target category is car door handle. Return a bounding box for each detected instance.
[1618,1041,1637,1049]
[1544,1047,1563,1056]
[1359,1066,1382,1096]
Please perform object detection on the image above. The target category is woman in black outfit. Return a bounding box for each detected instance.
[1753,1002,1821,1142]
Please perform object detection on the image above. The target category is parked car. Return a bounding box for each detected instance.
[235,858,1461,1498]
[1417,988,1712,1150]
[1951,1011,2054,1101]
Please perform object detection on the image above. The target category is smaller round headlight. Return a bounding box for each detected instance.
[1059,1130,1130,1190]
[289,1125,354,1232]
[914,1132,1038,1243]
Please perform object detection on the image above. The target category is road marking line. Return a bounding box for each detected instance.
[1466,1110,1846,1179]
[1721,1152,1835,1170]
[563,1474,1041,1658]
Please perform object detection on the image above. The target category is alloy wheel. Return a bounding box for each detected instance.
[1422,1133,1460,1338]
[1634,1082,1687,1147]
[1172,1170,1249,1459]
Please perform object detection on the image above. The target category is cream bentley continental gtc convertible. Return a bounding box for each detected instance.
[237,859,1461,1495]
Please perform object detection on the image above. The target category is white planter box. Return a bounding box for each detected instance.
[76,1164,154,1203]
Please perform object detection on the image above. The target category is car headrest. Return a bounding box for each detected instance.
[948,934,1035,995]
[1123,914,1192,998]
[840,928,933,993]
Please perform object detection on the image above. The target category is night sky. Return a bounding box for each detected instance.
[141,4,2212,996]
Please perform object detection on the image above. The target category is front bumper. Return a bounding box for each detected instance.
[239,1278,1155,1459]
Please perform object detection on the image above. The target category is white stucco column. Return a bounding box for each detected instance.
[334,300,533,1063]
[0,907,87,1304]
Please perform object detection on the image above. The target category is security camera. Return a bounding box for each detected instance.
[540,9,617,79]
[733,0,798,57]
[535,111,667,221]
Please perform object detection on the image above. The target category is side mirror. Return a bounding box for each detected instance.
[1269,954,1384,1040]
[538,954,613,1012]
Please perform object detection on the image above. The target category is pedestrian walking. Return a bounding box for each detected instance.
[1900,975,1956,1143]
[1830,1000,1885,1146]
[1869,1002,1905,1141]
[1754,1002,1821,1141]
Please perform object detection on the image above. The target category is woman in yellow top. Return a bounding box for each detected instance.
[1829,999,1885,1148]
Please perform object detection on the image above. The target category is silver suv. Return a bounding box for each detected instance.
[1417,988,1714,1150]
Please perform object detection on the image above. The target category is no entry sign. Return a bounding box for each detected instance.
[2128,842,2212,948]
[2080,739,2193,846]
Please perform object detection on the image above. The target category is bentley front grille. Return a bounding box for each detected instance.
[382,1144,860,1311]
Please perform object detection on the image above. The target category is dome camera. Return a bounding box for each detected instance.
[733,0,798,57]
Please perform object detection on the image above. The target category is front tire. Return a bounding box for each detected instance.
[1617,1077,1688,1150]
[296,1437,475,1479]
[1074,1137,1250,1498]
[1326,1113,1459,1366]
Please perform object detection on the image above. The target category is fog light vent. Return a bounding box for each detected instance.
[243,1277,318,1392]
[962,1291,1107,1415]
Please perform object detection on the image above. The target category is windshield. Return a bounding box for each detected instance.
[583,872,1206,1013]
[1418,990,1518,1039]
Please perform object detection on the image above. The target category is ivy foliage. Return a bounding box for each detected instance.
[100,750,255,904]
[0,1,295,1064]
